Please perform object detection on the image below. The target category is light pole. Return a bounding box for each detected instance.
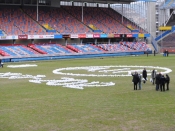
[161,30,163,54]
[82,2,84,22]
[37,0,38,21]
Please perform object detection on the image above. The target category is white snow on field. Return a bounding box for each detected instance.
[7,64,38,68]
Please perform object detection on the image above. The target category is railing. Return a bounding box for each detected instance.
[150,35,158,52]
[155,30,171,41]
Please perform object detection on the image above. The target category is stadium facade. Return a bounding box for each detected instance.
[0,0,174,61]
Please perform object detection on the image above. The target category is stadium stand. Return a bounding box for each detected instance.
[66,45,81,53]
[0,41,150,57]
[110,4,147,33]
[0,6,146,35]
[0,4,152,60]
[100,8,145,33]
[0,30,5,36]
[97,43,134,52]
[28,43,74,55]
[121,41,151,51]
[158,31,175,53]
[96,42,151,52]
[63,6,131,33]
[0,6,50,35]
[67,44,105,53]
[23,7,91,34]
[163,33,175,46]
[0,44,40,56]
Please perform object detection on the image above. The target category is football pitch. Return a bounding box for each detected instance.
[0,54,175,131]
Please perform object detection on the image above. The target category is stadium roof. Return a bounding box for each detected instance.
[64,0,136,4]
[63,0,156,4]
[0,0,156,6]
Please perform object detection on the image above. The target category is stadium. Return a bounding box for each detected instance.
[0,0,175,131]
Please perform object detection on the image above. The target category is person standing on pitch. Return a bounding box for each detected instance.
[138,73,142,90]
[165,74,170,90]
[132,72,139,90]
[160,74,166,92]
[142,68,147,83]
[167,50,169,57]
[154,50,156,56]
[146,50,148,57]
[151,69,156,85]
[155,73,161,91]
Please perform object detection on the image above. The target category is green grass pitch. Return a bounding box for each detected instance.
[0,54,175,131]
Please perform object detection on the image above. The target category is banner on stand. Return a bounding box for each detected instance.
[0,35,18,40]
[78,34,86,38]
[70,34,78,38]
[18,35,28,40]
[86,34,93,38]
[93,34,100,38]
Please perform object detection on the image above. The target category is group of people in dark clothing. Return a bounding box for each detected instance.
[132,68,170,91]
[131,68,148,90]
[163,50,169,57]
[151,69,170,91]
[132,71,141,90]
[155,73,170,91]
[131,68,147,90]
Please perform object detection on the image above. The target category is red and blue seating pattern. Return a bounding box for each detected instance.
[0,6,145,35]
[28,44,74,55]
[0,6,151,57]
[0,44,40,56]
[97,42,150,52]
[0,7,51,35]
[67,44,105,53]
[97,43,134,52]
[0,7,23,35]
[63,6,130,33]
[0,42,150,57]
[121,42,151,51]
[100,8,146,33]
[23,7,91,34]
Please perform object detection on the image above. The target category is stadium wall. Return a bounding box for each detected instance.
[0,39,80,45]
[2,51,145,62]
[0,40,13,44]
